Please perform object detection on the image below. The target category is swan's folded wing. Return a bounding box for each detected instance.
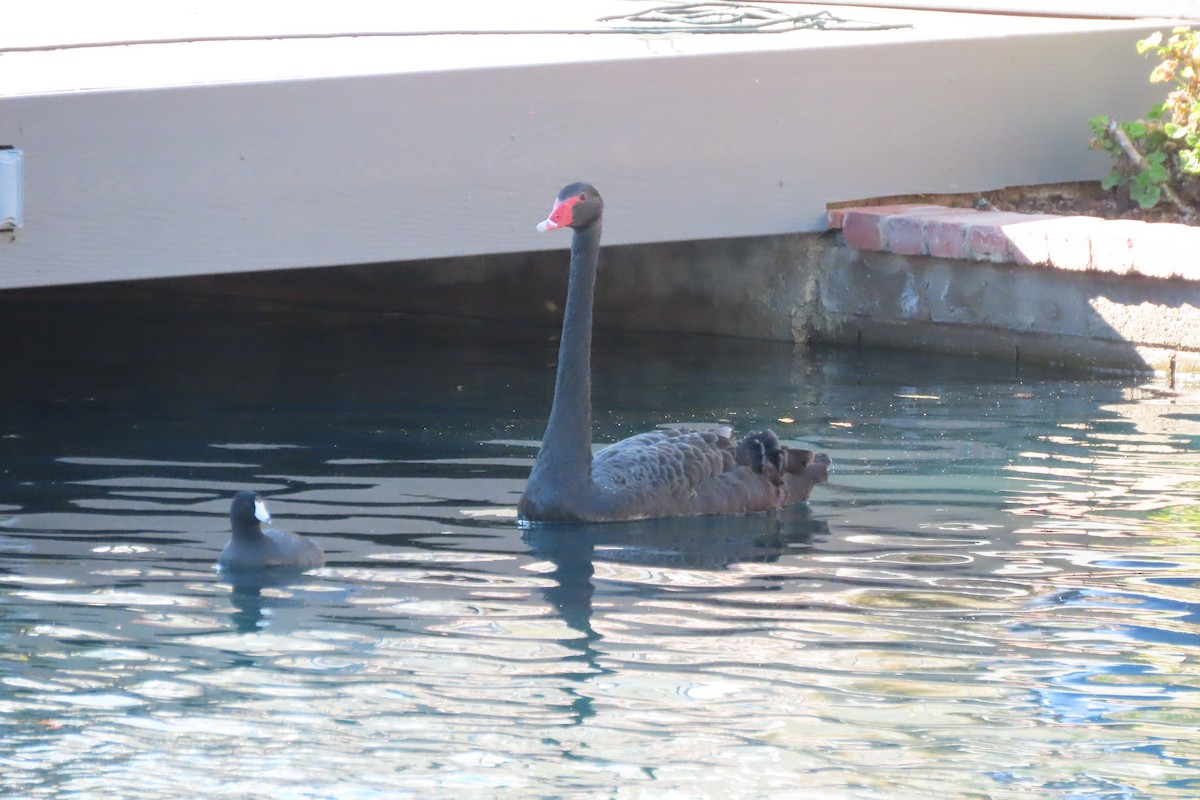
[593,428,734,491]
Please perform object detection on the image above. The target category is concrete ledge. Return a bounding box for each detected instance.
[827,205,1200,281]
[821,205,1200,382]
[812,244,1200,380]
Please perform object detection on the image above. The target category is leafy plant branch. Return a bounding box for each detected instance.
[1090,27,1200,220]
[1103,117,1193,213]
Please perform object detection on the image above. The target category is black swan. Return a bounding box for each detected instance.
[218,491,325,569]
[518,182,830,523]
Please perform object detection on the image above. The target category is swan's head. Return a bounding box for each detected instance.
[230,490,272,527]
[536,182,603,232]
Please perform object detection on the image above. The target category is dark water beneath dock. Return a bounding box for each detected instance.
[3,287,1200,798]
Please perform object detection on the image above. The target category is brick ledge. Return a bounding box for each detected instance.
[827,205,1200,281]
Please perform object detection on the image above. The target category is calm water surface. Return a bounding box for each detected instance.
[2,291,1200,798]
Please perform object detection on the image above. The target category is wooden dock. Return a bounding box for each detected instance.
[0,2,1187,290]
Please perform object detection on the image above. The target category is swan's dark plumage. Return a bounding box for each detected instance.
[519,183,830,524]
[218,491,324,569]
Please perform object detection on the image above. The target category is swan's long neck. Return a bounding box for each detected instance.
[530,221,602,495]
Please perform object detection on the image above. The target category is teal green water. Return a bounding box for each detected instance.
[2,290,1200,798]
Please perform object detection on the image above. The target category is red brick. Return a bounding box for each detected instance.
[1003,216,1060,267]
[931,227,967,259]
[1043,217,1102,271]
[966,223,1013,262]
[826,208,849,229]
[882,215,928,255]
[833,204,946,243]
[954,213,1033,264]
[841,211,885,250]
[835,202,1200,281]
[873,205,957,255]
[923,211,985,259]
[841,205,947,251]
[1087,219,1142,275]
[845,204,946,218]
[1129,222,1200,279]
[924,219,966,258]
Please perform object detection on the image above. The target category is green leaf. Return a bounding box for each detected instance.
[1147,163,1169,182]
[1149,102,1168,119]
[1123,120,1148,139]
[1165,122,1186,138]
[1101,170,1123,190]
[1136,184,1163,208]
[1180,149,1200,174]
[1146,149,1168,164]
[1138,31,1164,54]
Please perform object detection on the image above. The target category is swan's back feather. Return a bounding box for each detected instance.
[591,427,791,519]
[594,428,730,492]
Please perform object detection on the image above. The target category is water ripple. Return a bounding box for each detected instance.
[4,310,1200,797]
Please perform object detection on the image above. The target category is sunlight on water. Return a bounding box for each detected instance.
[2,292,1200,798]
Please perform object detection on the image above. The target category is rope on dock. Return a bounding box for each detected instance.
[600,3,912,34]
[0,3,910,54]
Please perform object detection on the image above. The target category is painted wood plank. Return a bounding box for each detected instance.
[0,20,1165,290]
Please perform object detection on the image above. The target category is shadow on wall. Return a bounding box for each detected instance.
[125,233,825,343]
[7,226,1191,379]
[814,246,1200,379]
[171,231,1192,379]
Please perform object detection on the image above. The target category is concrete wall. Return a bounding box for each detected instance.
[127,235,824,341]
[813,246,1199,379]
[63,226,1195,383]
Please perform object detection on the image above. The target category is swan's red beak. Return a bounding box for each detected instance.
[536,196,576,232]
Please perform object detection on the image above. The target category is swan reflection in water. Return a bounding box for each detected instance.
[523,506,830,722]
